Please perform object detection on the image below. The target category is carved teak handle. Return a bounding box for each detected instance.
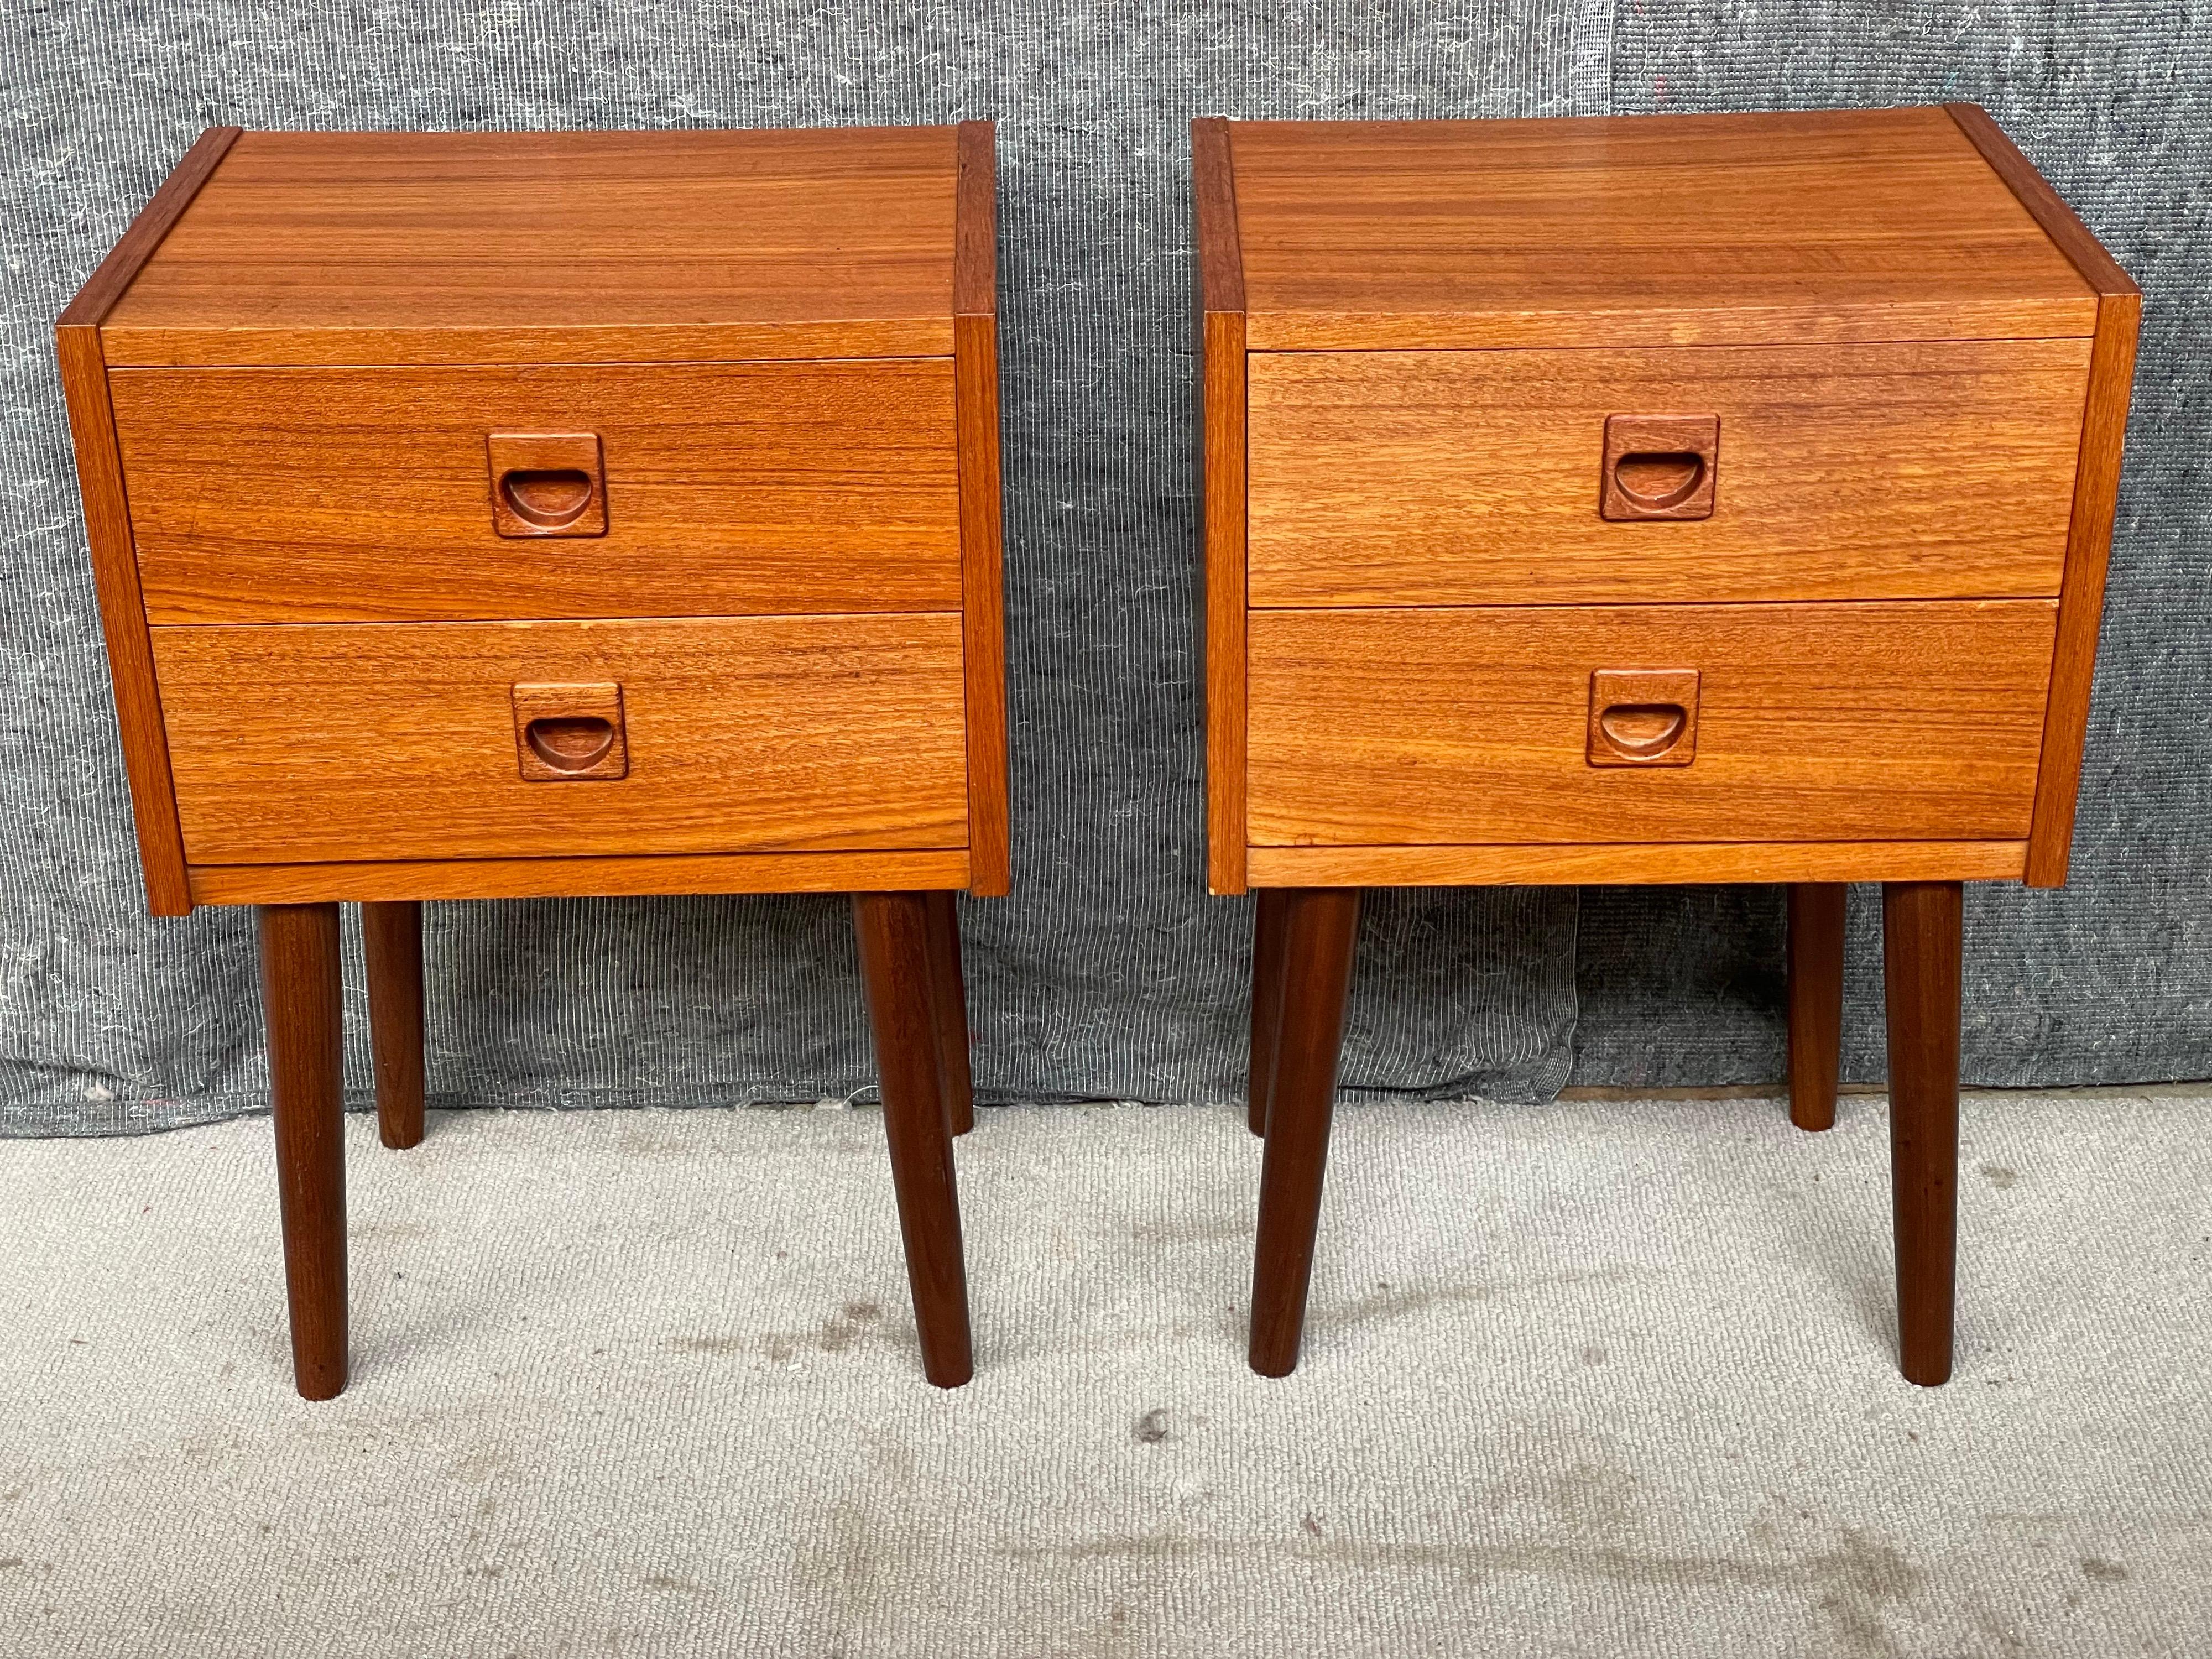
[1601,415,1719,521]
[1587,669,1700,768]
[488,433,608,538]
[511,682,628,781]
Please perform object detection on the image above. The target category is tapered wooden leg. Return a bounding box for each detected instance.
[1249,888,1362,1378]
[1248,889,1292,1137]
[363,900,425,1151]
[1882,880,1962,1388]
[257,903,348,1401]
[1787,883,1845,1132]
[853,891,974,1387]
[921,890,974,1137]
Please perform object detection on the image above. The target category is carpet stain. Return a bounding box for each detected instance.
[1980,1164,2020,1190]
[1003,1525,1922,1655]
[1133,1410,1171,1444]
[1549,1462,1638,1537]
[2080,1556,2130,1581]
[643,1573,702,1594]
[1306,1267,1637,1334]
[670,1300,887,1364]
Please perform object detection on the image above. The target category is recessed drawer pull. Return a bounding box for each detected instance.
[487,433,607,539]
[525,715,617,773]
[502,469,596,531]
[511,681,628,781]
[1599,702,1687,755]
[1588,668,1700,768]
[1600,414,1719,521]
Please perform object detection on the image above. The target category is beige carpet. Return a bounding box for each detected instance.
[2,1092,2208,1657]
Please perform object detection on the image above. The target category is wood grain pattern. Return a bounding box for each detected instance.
[852,890,974,1387]
[363,900,425,1151]
[1245,841,2027,889]
[1246,340,2090,607]
[1787,883,1846,1132]
[55,332,192,915]
[1249,602,2057,847]
[1882,879,1963,1386]
[54,129,241,917]
[153,615,969,865]
[922,889,975,1137]
[1247,887,1292,1136]
[1226,108,2098,351]
[1193,117,1249,894]
[58,127,241,328]
[100,128,961,366]
[1248,886,1361,1378]
[187,849,971,906]
[1944,105,2140,299]
[2024,290,2141,886]
[1948,108,2148,888]
[258,901,348,1400]
[111,362,959,623]
[954,120,1010,898]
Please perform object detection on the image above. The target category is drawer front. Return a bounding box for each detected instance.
[112,362,959,624]
[1248,602,2057,846]
[1246,340,2091,607]
[153,615,967,864]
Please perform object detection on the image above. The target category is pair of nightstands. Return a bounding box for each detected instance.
[64,108,2132,1398]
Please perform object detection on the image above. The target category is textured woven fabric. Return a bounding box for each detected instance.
[7,1094,2212,1653]
[1574,2,2212,1089]
[0,3,1604,1134]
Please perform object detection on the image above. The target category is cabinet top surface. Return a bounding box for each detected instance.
[100,126,966,363]
[1220,107,2102,349]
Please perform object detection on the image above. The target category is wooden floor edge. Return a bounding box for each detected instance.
[188,849,973,905]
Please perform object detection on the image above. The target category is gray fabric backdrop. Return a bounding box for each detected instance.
[0,3,2201,1136]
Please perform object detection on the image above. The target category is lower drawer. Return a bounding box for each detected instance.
[153,615,968,864]
[1248,601,2057,846]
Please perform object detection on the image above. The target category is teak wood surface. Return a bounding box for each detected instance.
[187,849,972,907]
[953,119,1010,896]
[62,122,1008,911]
[1245,841,2028,889]
[1246,339,2089,608]
[1249,602,2057,848]
[100,127,965,366]
[258,902,348,1399]
[1194,116,1249,893]
[55,125,241,916]
[1944,105,2146,886]
[363,900,426,1151]
[153,615,969,865]
[1787,883,1847,1132]
[1224,107,2095,350]
[111,362,961,623]
[1198,105,2136,895]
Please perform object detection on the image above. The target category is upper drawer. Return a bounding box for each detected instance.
[1246,340,2091,607]
[152,614,968,865]
[111,362,960,624]
[1248,600,2056,847]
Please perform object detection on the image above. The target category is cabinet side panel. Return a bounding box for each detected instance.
[2026,291,2142,885]
[1193,118,1248,894]
[55,328,191,915]
[954,121,1009,896]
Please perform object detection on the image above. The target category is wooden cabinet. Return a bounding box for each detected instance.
[60,124,1005,1396]
[1197,106,2138,1386]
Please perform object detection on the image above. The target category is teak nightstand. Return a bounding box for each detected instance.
[1193,108,2138,1385]
[59,123,1006,1395]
